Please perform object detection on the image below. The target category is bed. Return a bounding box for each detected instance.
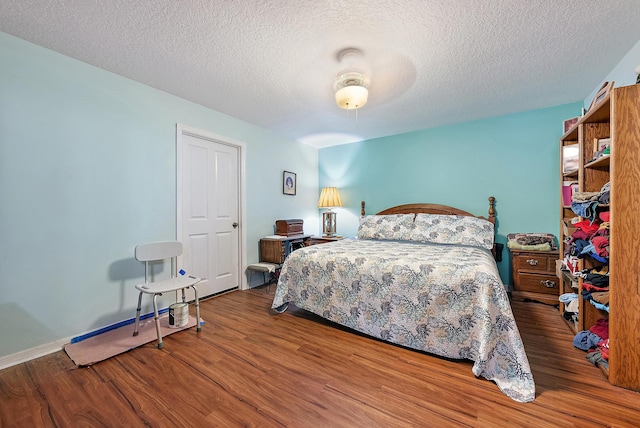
[271,197,535,402]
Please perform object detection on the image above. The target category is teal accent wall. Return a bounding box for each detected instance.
[319,103,583,283]
[0,32,318,360]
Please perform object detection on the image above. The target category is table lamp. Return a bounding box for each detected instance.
[317,187,342,237]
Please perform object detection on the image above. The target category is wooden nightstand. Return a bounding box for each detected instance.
[510,249,559,306]
[307,236,345,246]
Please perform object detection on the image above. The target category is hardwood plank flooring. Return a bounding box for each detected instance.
[1,287,639,427]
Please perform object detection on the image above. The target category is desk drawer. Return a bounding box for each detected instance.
[516,273,559,295]
[514,253,555,272]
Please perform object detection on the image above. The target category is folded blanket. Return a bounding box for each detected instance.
[507,241,552,251]
[507,233,556,250]
[572,191,600,202]
[590,291,609,305]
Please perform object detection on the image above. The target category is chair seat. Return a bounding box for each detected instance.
[135,275,201,294]
[247,263,281,273]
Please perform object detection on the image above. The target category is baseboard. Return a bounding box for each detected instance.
[0,337,71,371]
[0,306,205,371]
[0,313,161,370]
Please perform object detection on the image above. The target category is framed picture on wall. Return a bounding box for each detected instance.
[283,171,296,195]
[563,116,579,134]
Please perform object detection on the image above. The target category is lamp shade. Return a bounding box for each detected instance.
[317,187,343,208]
[334,71,370,110]
[335,85,368,109]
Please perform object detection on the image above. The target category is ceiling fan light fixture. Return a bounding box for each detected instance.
[334,71,370,110]
[335,84,368,109]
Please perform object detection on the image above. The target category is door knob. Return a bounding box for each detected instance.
[232,222,238,228]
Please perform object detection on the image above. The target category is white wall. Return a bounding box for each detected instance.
[0,32,318,364]
[584,38,640,106]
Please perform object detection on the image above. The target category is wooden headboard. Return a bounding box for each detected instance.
[360,196,496,225]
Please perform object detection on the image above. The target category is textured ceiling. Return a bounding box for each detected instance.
[1,1,640,148]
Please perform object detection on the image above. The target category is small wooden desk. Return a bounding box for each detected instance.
[308,235,345,245]
[259,234,311,264]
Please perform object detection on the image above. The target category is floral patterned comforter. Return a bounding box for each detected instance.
[271,238,535,402]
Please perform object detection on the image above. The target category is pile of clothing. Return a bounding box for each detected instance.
[570,181,610,223]
[576,265,610,312]
[573,318,609,369]
[563,213,610,264]
[559,292,579,324]
[507,233,557,251]
[566,182,611,370]
[559,263,609,323]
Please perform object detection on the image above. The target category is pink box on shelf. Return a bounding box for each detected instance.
[562,186,572,206]
[562,181,578,207]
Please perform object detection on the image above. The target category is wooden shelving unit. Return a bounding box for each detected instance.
[558,83,640,391]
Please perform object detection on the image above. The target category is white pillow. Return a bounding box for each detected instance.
[357,214,414,241]
[410,213,494,250]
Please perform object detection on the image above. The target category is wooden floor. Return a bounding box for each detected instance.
[1,287,639,427]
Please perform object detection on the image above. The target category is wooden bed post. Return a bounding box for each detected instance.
[488,196,496,225]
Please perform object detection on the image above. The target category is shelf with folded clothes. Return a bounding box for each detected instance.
[561,215,610,264]
[557,261,580,333]
[562,212,611,363]
[558,83,640,391]
[559,290,580,332]
[569,182,610,223]
[562,209,610,333]
[561,217,578,236]
[558,263,608,336]
[577,266,610,314]
[572,317,610,376]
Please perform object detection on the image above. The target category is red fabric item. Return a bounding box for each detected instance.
[590,318,609,340]
[599,211,610,222]
[597,338,610,360]
[571,229,593,240]
[574,220,601,234]
[594,227,609,237]
[591,236,609,257]
[583,282,609,292]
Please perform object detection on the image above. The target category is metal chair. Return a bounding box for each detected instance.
[133,241,201,349]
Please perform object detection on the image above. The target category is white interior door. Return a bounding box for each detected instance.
[178,127,241,298]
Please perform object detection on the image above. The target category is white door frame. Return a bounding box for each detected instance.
[176,124,248,290]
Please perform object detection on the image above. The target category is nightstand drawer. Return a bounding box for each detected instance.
[516,273,559,294]
[510,248,559,305]
[514,253,555,272]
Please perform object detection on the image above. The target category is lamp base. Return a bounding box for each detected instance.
[322,211,337,237]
